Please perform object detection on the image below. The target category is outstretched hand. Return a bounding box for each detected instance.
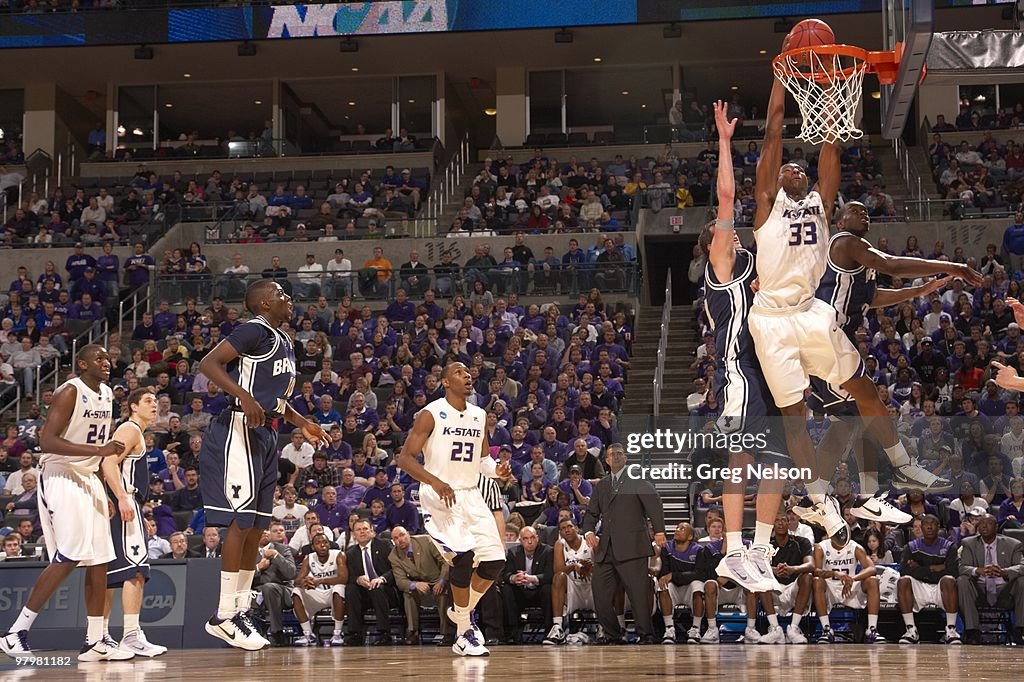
[301,418,331,449]
[713,100,737,141]
[1007,297,1024,327]
[991,361,1021,391]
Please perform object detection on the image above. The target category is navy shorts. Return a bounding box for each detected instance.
[200,410,280,530]
[807,375,860,418]
[107,494,150,588]
[713,365,789,463]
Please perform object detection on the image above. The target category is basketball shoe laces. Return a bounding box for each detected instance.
[13,631,30,651]
[232,611,256,637]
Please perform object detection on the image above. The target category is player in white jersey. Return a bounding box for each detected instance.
[397,362,512,657]
[0,345,132,661]
[748,36,948,539]
[812,536,884,643]
[544,517,594,645]
[99,387,167,657]
[291,533,348,647]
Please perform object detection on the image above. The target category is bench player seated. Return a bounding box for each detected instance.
[812,534,885,643]
[543,517,594,645]
[897,514,962,644]
[656,522,706,645]
[758,509,815,644]
[291,533,347,647]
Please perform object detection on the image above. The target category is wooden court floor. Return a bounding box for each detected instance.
[2,645,1020,681]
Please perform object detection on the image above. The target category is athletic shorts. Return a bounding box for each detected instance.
[200,411,280,530]
[712,583,747,611]
[566,576,595,614]
[823,577,869,610]
[107,494,150,587]
[713,363,789,464]
[292,585,345,616]
[771,579,804,615]
[667,580,705,608]
[420,485,506,564]
[749,298,864,409]
[908,576,944,612]
[37,461,115,567]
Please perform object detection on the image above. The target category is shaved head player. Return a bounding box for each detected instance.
[397,362,512,657]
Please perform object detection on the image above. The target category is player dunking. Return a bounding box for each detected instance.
[747,36,949,540]
[0,345,133,661]
[396,362,512,657]
[805,201,981,525]
[701,100,785,593]
[99,387,167,657]
[199,280,329,650]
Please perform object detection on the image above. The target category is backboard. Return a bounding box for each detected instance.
[879,0,934,139]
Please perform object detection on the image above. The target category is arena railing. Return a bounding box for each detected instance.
[119,284,153,337]
[892,134,926,220]
[652,269,672,418]
[422,133,471,235]
[0,385,22,422]
[150,261,642,308]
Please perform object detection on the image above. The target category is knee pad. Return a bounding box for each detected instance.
[475,559,505,582]
[449,551,476,588]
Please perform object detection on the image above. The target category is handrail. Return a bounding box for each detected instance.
[119,284,153,338]
[0,385,21,423]
[892,136,928,220]
[422,132,470,237]
[653,269,672,417]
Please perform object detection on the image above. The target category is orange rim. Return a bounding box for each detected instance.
[773,43,900,85]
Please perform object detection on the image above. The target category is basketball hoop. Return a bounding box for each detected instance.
[773,44,899,145]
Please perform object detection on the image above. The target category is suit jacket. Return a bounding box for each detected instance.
[199,545,223,559]
[958,534,1024,581]
[160,550,201,559]
[254,541,297,586]
[346,537,395,586]
[388,535,449,592]
[502,542,554,587]
[400,261,430,278]
[581,469,665,563]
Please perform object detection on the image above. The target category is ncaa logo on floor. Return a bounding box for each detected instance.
[141,570,176,623]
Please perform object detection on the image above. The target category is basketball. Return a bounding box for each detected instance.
[787,18,835,50]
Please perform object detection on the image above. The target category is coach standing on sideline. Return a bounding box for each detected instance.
[581,443,666,644]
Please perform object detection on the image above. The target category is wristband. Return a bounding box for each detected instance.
[714,219,735,230]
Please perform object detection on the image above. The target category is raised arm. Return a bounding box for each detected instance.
[869,276,951,310]
[834,236,983,284]
[754,76,788,229]
[709,100,739,283]
[815,143,842,223]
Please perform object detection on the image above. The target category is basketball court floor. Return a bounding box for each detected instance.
[2,645,1019,681]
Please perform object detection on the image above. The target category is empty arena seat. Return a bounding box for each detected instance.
[525,133,546,147]
[546,132,568,146]
[567,132,589,146]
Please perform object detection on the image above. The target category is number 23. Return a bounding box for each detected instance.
[450,442,475,462]
[788,221,818,246]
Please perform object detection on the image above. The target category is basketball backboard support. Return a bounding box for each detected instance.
[879,0,934,139]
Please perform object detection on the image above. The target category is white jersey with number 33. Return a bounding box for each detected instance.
[753,188,830,310]
[422,397,488,489]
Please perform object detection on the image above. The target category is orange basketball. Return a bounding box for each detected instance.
[787,18,835,50]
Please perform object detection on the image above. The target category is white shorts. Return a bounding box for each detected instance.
[824,578,868,610]
[37,462,114,567]
[711,582,747,611]
[420,485,506,564]
[292,585,345,616]
[566,576,595,614]
[908,577,944,612]
[749,298,863,408]
[772,579,804,615]
[667,580,704,608]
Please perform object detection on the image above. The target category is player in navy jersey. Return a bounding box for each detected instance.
[800,201,982,532]
[698,101,787,594]
[197,280,330,651]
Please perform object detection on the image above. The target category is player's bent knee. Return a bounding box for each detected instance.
[449,552,476,588]
[475,559,504,582]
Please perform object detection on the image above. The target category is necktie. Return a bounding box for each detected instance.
[986,543,999,606]
[208,549,214,559]
[364,546,378,580]
[611,473,621,493]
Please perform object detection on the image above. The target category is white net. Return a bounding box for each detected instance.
[773,48,869,145]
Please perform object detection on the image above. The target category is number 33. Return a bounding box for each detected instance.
[788,221,818,246]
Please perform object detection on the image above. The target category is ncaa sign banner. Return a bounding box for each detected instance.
[266,0,449,39]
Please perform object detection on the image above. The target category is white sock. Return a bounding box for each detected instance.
[884,442,910,467]
[867,614,878,630]
[767,614,779,627]
[946,613,957,628]
[87,616,104,644]
[333,621,343,635]
[791,613,803,628]
[746,617,756,629]
[217,571,240,620]
[859,472,879,495]
[300,621,312,636]
[236,569,255,612]
[123,614,140,638]
[819,615,830,629]
[102,616,110,638]
[12,607,38,633]
[468,586,486,611]
[553,616,563,626]
[663,615,673,628]
[706,617,717,628]
[617,614,626,630]
[902,612,915,627]
[725,532,743,554]
[806,479,829,496]
[753,522,773,549]
[453,604,472,633]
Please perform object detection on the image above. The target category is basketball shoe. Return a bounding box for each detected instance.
[78,635,135,662]
[717,549,775,593]
[120,630,167,657]
[891,462,951,493]
[792,497,849,545]
[851,491,912,524]
[0,630,31,657]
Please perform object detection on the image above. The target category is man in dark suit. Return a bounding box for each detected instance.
[957,513,1024,644]
[159,531,201,560]
[388,526,452,645]
[581,443,666,644]
[500,526,554,643]
[253,522,298,646]
[344,518,397,645]
[399,250,431,295]
[199,526,223,559]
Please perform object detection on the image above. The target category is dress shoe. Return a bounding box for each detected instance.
[484,638,499,646]
[437,634,455,647]
[1014,628,1024,646]
[404,632,419,645]
[371,633,394,646]
[638,634,656,645]
[963,629,981,645]
[595,636,627,646]
[345,636,365,647]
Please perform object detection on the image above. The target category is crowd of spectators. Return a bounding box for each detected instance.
[928,127,1023,219]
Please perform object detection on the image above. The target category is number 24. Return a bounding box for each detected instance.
[788,221,818,246]
[86,423,107,444]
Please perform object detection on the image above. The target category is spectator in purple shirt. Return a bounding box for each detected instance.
[201,384,228,415]
[71,268,106,305]
[64,243,96,284]
[132,311,163,342]
[348,392,379,431]
[67,292,102,320]
[95,242,120,300]
[313,485,349,534]
[124,242,156,290]
[384,288,417,324]
[336,468,367,519]
[385,483,420,534]
[361,469,392,508]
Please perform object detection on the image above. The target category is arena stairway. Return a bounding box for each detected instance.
[620,304,699,417]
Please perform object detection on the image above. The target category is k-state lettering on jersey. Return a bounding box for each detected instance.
[39,377,114,475]
[753,188,830,309]
[224,315,296,417]
[307,549,341,589]
[704,248,758,365]
[815,231,877,336]
[819,539,862,578]
[422,398,488,489]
